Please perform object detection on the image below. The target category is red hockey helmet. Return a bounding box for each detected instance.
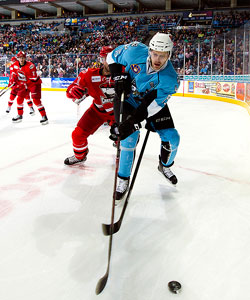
[17,51,26,58]
[99,46,114,58]
[11,56,17,62]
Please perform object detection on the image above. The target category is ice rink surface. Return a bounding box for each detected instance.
[0,90,250,300]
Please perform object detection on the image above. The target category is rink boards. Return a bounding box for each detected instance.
[1,76,250,114]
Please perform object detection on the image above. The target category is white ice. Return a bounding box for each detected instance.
[0,90,250,300]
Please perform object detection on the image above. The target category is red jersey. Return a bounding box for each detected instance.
[9,62,15,77]
[11,60,42,87]
[9,62,16,85]
[71,67,115,114]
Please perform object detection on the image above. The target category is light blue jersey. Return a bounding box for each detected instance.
[107,41,180,178]
[107,41,179,117]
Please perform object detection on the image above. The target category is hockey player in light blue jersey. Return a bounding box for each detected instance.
[106,32,180,203]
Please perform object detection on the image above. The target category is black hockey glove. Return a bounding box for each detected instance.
[131,89,157,123]
[113,73,131,99]
[109,123,120,141]
[119,116,141,140]
[109,117,141,141]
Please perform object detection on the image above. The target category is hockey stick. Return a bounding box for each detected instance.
[0,84,15,98]
[102,129,150,236]
[95,92,125,295]
[76,103,80,120]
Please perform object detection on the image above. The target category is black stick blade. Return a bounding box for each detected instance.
[95,274,108,295]
[102,221,121,236]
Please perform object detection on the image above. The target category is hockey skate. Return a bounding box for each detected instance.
[6,106,11,113]
[64,155,87,166]
[115,175,130,205]
[29,107,35,116]
[40,115,48,125]
[158,159,178,185]
[12,115,23,123]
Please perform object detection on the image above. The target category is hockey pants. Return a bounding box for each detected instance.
[72,103,115,160]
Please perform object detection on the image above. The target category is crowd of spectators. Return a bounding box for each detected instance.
[0,9,249,78]
[78,18,112,33]
[213,10,250,28]
[170,27,225,75]
[0,16,150,78]
[170,24,248,76]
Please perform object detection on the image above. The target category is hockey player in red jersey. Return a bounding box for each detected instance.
[10,51,48,125]
[64,46,115,165]
[6,56,35,116]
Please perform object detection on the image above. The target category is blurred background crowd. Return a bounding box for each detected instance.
[0,8,249,78]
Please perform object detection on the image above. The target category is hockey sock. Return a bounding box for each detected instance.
[160,141,171,166]
[36,104,46,117]
[26,100,33,107]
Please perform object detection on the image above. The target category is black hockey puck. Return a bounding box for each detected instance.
[168,281,182,294]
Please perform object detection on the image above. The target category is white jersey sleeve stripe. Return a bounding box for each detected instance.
[106,52,115,65]
[147,100,162,118]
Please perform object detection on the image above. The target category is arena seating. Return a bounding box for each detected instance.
[0,9,249,77]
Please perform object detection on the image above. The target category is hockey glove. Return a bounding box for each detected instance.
[8,81,13,87]
[109,116,141,141]
[113,73,131,99]
[67,85,88,104]
[119,116,141,140]
[8,75,14,87]
[8,72,18,87]
[109,123,120,141]
[122,89,156,124]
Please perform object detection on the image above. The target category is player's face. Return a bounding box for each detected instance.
[18,57,25,66]
[150,50,169,71]
[101,57,110,75]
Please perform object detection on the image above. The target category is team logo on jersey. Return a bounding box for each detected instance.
[99,81,115,103]
[91,76,101,82]
[131,64,141,74]
[29,64,34,69]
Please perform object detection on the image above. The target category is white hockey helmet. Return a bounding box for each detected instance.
[149,32,173,57]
